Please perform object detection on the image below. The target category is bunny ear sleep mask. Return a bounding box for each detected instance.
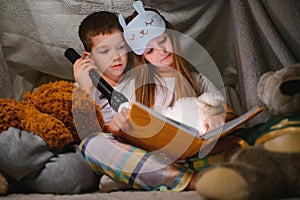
[118,0,166,55]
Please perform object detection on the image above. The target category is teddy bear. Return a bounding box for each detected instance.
[195,64,300,200]
[0,80,108,149]
[0,80,109,195]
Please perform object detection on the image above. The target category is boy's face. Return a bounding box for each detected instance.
[90,30,128,83]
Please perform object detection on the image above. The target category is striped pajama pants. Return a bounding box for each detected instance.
[80,133,223,191]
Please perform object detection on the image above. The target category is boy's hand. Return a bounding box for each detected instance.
[109,108,133,137]
[73,56,97,95]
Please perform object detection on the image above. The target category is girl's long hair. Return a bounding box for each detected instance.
[127,10,205,108]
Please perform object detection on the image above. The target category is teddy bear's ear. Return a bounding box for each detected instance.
[257,71,274,101]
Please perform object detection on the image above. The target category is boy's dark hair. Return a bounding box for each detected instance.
[79,11,122,52]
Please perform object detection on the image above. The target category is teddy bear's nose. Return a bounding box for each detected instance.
[279,80,300,96]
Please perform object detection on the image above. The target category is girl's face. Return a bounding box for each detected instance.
[90,30,128,82]
[143,33,174,68]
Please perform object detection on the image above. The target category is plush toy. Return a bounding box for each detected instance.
[0,80,108,149]
[195,64,300,200]
[0,80,108,195]
[161,92,224,135]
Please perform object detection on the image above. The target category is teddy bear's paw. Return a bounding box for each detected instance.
[25,81,77,134]
[20,104,74,149]
[263,133,300,153]
[254,117,300,153]
[195,167,249,200]
[0,172,8,195]
[196,155,287,200]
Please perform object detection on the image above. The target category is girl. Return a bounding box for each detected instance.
[111,1,236,137]
[80,1,237,192]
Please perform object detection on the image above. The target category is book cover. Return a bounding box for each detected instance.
[122,102,264,160]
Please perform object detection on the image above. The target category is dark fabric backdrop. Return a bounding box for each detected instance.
[0,0,299,124]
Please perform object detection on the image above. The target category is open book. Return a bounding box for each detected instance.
[121,102,264,160]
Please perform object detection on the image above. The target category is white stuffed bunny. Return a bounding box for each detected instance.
[161,92,224,135]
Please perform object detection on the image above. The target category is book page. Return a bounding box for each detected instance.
[203,106,265,140]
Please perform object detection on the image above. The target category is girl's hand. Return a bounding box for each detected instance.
[73,56,97,95]
[201,114,226,135]
[109,108,133,137]
[200,103,237,135]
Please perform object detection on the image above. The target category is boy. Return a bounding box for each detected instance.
[73,11,131,125]
[74,11,135,192]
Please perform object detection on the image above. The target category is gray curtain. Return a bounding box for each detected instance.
[230,0,299,124]
[0,43,12,98]
[0,0,299,124]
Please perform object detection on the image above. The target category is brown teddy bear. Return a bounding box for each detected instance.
[0,80,108,195]
[195,64,300,200]
[0,80,108,149]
